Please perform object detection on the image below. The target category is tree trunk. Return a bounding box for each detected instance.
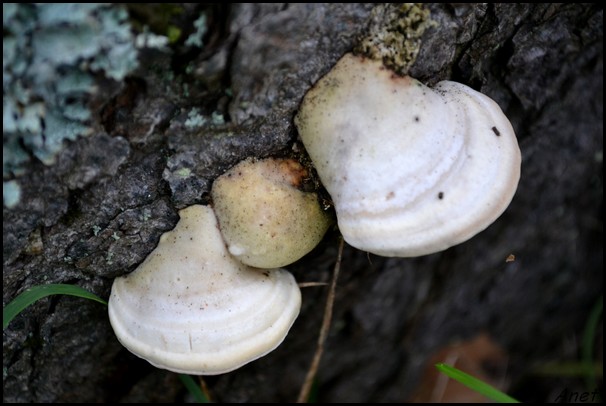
[3,3,602,402]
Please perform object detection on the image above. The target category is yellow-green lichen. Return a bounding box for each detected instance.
[175,167,192,178]
[354,3,437,75]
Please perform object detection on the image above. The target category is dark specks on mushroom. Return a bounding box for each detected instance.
[294,52,521,258]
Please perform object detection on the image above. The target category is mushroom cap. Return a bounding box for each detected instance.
[295,53,521,257]
[211,157,331,268]
[108,205,301,375]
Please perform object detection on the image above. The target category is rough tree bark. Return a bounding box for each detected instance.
[3,3,602,402]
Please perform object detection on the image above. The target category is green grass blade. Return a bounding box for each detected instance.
[178,374,210,403]
[582,296,603,393]
[532,361,603,377]
[435,363,520,403]
[3,283,107,329]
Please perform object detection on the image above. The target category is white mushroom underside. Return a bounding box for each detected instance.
[295,53,521,257]
[108,205,301,375]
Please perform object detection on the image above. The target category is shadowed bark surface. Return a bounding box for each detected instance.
[3,3,602,402]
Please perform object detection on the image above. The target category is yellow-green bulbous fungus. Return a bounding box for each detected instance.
[211,157,331,268]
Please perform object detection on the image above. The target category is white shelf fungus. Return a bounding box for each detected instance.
[211,158,331,268]
[295,53,521,257]
[108,205,301,375]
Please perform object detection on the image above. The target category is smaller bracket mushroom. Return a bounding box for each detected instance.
[108,205,301,375]
[211,157,331,268]
[295,53,521,257]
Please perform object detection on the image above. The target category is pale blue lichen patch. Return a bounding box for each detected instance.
[139,208,152,222]
[3,180,21,208]
[36,3,100,26]
[89,6,140,81]
[185,108,207,128]
[106,251,114,265]
[3,4,139,204]
[184,109,226,129]
[211,111,226,126]
[135,28,170,50]
[185,14,207,47]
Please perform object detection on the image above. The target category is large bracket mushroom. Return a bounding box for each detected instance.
[108,205,301,375]
[295,53,521,257]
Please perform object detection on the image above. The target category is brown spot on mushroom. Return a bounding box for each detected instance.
[492,126,501,136]
[386,191,395,200]
[438,192,444,199]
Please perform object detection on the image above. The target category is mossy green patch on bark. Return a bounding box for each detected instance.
[354,3,437,75]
